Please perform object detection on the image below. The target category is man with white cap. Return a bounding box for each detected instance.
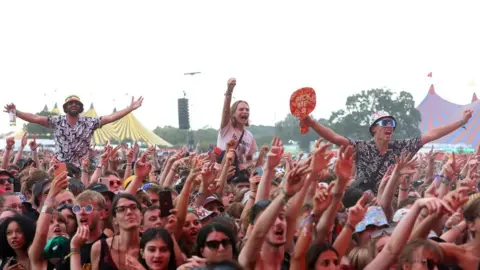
[303,109,473,192]
[4,95,144,168]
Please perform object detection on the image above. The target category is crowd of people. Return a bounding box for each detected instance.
[0,78,479,269]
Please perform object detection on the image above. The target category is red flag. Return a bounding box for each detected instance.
[427,72,432,77]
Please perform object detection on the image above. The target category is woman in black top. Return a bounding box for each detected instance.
[0,215,36,269]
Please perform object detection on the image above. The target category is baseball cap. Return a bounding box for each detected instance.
[88,183,114,200]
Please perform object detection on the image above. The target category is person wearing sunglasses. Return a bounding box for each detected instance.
[0,170,15,193]
[70,190,109,268]
[303,109,473,193]
[193,222,238,264]
[203,196,225,216]
[99,171,124,194]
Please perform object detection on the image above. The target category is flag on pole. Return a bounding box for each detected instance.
[427,72,432,77]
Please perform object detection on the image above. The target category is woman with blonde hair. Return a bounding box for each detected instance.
[217,78,258,171]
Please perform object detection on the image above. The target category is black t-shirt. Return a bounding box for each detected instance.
[54,232,108,270]
[81,232,108,266]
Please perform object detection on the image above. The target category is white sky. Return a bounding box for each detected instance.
[1,1,480,134]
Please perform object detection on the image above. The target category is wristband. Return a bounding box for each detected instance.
[332,192,344,200]
[64,249,80,260]
[400,187,409,192]
[5,146,13,150]
[344,223,355,232]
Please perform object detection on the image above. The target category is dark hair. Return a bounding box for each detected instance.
[0,215,36,259]
[193,222,238,259]
[104,170,120,178]
[306,244,339,269]
[140,228,176,270]
[249,200,271,225]
[110,193,142,218]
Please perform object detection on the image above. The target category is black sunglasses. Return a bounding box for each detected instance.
[205,239,231,250]
[57,204,74,212]
[0,178,13,184]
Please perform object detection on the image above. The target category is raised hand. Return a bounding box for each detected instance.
[227,78,236,92]
[284,162,311,197]
[226,139,237,151]
[443,152,459,179]
[20,132,28,148]
[313,182,334,215]
[135,153,152,179]
[395,152,418,176]
[416,197,454,216]
[249,175,261,193]
[129,96,144,111]
[3,103,16,113]
[442,187,470,213]
[462,109,473,124]
[335,145,355,183]
[29,134,40,151]
[70,225,90,249]
[81,156,89,171]
[126,148,135,163]
[47,171,69,199]
[266,136,284,170]
[347,194,368,226]
[5,137,14,149]
[310,139,334,174]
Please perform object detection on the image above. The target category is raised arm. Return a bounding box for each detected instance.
[220,78,236,129]
[2,137,14,169]
[4,103,49,127]
[100,96,143,126]
[303,116,350,147]
[420,110,472,145]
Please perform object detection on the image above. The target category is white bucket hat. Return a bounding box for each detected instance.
[369,111,396,136]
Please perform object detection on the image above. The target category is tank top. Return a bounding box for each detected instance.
[99,238,119,270]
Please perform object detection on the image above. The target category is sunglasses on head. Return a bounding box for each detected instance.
[376,119,396,128]
[205,239,231,250]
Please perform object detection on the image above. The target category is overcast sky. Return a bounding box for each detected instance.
[1,1,479,135]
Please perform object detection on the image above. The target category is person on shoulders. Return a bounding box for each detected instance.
[303,109,473,192]
[217,78,258,171]
[4,95,144,168]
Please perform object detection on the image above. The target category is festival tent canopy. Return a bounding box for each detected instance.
[417,84,480,146]
[83,103,118,145]
[51,103,61,115]
[112,112,172,147]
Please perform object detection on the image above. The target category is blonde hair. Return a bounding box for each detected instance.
[348,246,373,270]
[230,100,250,127]
[75,190,106,210]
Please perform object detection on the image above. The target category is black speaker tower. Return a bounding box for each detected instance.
[178,98,190,130]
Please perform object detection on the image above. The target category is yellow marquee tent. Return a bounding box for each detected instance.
[112,112,172,146]
[51,103,61,115]
[83,104,118,145]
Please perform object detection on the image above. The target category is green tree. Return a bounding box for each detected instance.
[328,89,421,140]
[275,114,324,151]
[153,126,188,146]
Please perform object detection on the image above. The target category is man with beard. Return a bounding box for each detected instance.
[4,95,144,168]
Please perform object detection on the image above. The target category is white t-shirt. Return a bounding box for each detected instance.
[217,121,258,167]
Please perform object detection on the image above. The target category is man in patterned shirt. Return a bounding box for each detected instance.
[4,95,143,168]
[303,109,473,192]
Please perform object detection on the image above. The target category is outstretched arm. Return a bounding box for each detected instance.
[100,96,143,126]
[303,116,350,147]
[220,78,236,129]
[17,111,48,127]
[420,110,472,145]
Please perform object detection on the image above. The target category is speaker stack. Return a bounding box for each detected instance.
[178,98,190,130]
